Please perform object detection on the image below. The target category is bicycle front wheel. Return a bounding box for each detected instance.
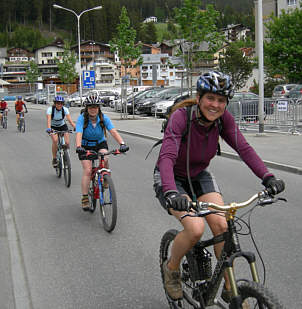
[98,174,117,232]
[56,152,62,178]
[88,178,97,213]
[236,280,285,309]
[21,119,25,132]
[3,116,7,129]
[159,229,199,309]
[63,150,71,187]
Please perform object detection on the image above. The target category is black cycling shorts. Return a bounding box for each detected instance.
[153,167,221,212]
[78,140,108,160]
[51,124,69,131]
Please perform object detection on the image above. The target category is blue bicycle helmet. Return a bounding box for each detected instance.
[197,71,234,102]
[54,95,65,104]
[17,96,22,100]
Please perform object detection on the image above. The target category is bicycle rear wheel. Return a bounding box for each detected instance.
[56,151,62,178]
[236,280,285,309]
[63,150,71,187]
[98,174,117,232]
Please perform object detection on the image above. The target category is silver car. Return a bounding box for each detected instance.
[272,84,297,98]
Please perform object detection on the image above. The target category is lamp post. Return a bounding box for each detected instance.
[89,41,96,71]
[53,4,102,105]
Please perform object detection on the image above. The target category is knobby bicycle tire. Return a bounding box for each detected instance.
[98,174,117,232]
[235,280,285,309]
[88,177,97,213]
[21,118,25,133]
[3,116,7,129]
[56,151,62,178]
[63,150,71,187]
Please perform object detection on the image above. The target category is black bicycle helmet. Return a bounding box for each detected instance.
[196,71,234,101]
[85,94,101,106]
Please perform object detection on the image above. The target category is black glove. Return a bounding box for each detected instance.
[165,191,189,212]
[76,146,86,155]
[262,176,285,195]
[119,143,129,153]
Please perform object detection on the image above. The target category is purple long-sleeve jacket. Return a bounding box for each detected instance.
[157,106,273,193]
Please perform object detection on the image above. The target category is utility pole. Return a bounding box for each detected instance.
[257,0,265,133]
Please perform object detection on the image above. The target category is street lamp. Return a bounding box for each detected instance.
[53,4,102,105]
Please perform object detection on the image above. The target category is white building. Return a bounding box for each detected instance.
[143,16,157,23]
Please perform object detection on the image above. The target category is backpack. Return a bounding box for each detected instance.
[51,106,65,120]
[145,105,223,159]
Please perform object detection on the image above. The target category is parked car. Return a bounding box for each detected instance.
[115,87,163,113]
[287,84,302,101]
[33,92,47,104]
[227,92,274,121]
[136,87,183,115]
[272,84,297,98]
[24,93,35,102]
[151,91,196,116]
[67,90,90,107]
[98,91,119,107]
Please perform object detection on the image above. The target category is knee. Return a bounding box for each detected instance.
[186,225,204,244]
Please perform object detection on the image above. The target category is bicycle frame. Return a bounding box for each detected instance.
[90,152,112,200]
[179,190,283,308]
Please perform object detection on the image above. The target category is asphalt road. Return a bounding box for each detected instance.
[0,105,301,308]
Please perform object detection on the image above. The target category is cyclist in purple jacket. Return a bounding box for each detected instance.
[153,71,285,302]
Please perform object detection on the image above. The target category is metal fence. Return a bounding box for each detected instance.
[227,98,302,134]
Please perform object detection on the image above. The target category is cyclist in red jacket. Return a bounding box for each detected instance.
[0,98,8,123]
[15,96,28,127]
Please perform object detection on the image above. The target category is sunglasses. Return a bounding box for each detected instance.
[88,105,99,108]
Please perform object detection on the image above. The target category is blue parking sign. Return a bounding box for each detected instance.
[83,70,95,89]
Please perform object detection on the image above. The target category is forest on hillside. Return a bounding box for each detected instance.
[0,0,255,49]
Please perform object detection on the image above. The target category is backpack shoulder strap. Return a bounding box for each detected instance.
[216,117,223,156]
[51,106,55,119]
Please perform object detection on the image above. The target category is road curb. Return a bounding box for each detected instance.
[118,129,302,175]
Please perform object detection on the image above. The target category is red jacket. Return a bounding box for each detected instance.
[15,100,25,112]
[0,101,7,109]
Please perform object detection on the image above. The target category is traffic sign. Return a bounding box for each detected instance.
[83,70,95,89]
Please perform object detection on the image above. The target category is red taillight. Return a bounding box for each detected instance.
[300,89,302,94]
[281,90,285,94]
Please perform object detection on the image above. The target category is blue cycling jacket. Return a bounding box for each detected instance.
[76,113,114,146]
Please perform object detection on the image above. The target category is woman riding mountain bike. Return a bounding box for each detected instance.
[153,70,285,303]
[46,95,76,168]
[75,94,129,211]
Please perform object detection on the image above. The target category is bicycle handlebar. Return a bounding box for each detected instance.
[82,149,122,160]
[187,188,286,218]
[48,129,74,135]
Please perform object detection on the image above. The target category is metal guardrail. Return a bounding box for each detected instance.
[227,98,302,134]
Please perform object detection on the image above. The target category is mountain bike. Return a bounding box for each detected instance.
[83,149,121,233]
[17,111,26,132]
[159,188,286,309]
[49,130,73,188]
[0,110,8,129]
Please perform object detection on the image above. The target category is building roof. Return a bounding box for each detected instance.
[141,53,169,64]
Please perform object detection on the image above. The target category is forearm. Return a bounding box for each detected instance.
[76,132,83,148]
[46,115,51,129]
[109,128,124,145]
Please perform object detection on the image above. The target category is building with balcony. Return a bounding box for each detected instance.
[140,53,186,87]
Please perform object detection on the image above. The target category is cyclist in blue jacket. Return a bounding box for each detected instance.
[75,94,129,211]
[46,95,76,168]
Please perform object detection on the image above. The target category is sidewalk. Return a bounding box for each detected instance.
[27,103,302,175]
[106,112,302,175]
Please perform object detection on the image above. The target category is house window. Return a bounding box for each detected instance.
[287,0,296,5]
[56,52,64,57]
[42,52,52,57]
